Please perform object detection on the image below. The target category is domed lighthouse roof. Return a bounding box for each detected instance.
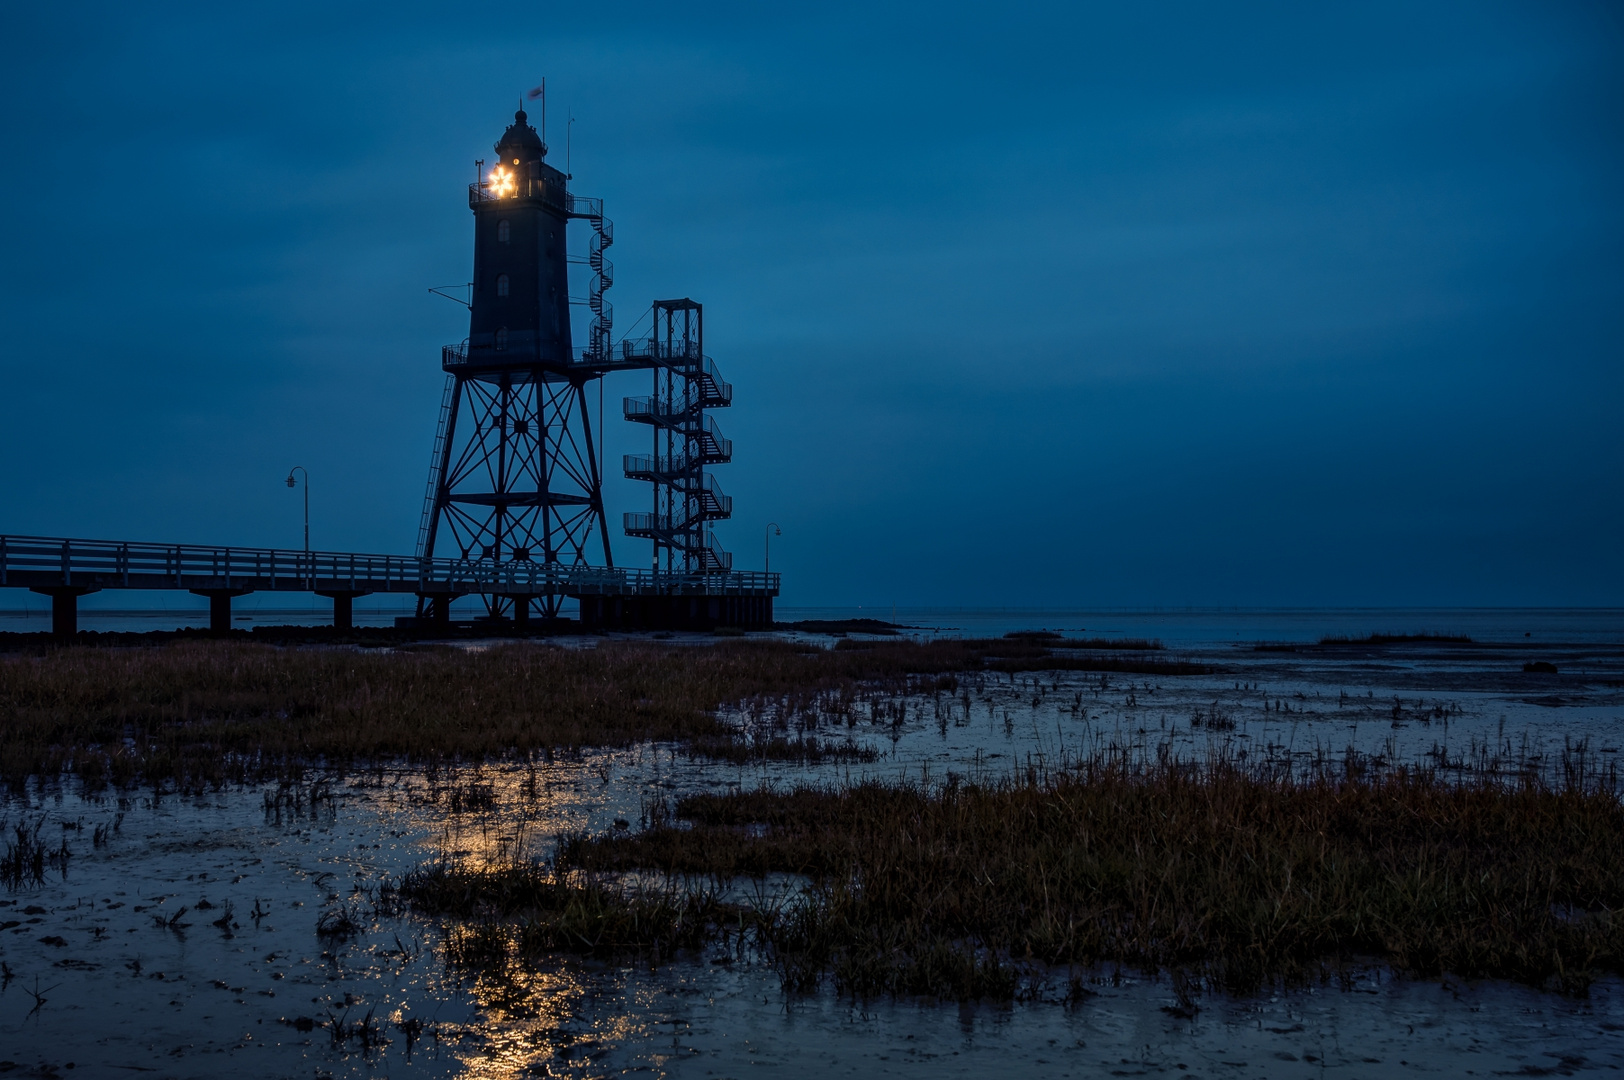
[495,108,546,164]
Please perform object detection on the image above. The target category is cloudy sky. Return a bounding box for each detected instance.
[1,1,1619,607]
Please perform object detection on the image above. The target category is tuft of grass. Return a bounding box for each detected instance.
[154,905,190,931]
[316,902,362,939]
[441,780,497,813]
[685,734,878,766]
[1,820,70,890]
[400,864,719,962]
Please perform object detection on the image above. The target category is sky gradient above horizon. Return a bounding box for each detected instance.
[1,1,1620,608]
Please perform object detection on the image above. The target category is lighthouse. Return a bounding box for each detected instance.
[465,108,574,365]
[416,107,615,619]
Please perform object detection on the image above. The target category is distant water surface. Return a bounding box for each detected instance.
[779,606,1624,645]
[1,602,1618,644]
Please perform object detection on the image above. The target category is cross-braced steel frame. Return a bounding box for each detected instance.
[421,367,611,617]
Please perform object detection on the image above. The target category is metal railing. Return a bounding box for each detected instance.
[467,179,567,212]
[565,194,603,219]
[621,338,702,364]
[622,405,732,463]
[622,395,678,421]
[620,519,735,573]
[617,345,731,403]
[442,342,592,369]
[0,535,778,597]
[699,531,733,572]
[622,481,730,536]
[624,452,703,481]
[698,356,733,405]
[698,414,732,462]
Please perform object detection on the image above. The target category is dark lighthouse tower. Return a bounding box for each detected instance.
[466,110,572,364]
[417,106,616,619]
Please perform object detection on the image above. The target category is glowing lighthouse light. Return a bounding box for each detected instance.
[487,165,517,198]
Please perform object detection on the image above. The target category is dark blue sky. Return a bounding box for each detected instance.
[2,2,1620,607]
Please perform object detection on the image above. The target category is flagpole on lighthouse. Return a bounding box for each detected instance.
[528,79,547,148]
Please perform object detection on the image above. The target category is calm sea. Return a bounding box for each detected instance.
[0,598,1618,645]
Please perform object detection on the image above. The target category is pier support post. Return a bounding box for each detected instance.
[30,587,100,640]
[510,596,531,626]
[315,591,369,631]
[418,593,454,630]
[190,589,252,635]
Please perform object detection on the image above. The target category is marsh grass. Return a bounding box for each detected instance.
[0,819,70,889]
[395,744,1624,1000]
[1319,632,1475,645]
[0,636,1195,791]
[541,749,1624,999]
[316,902,362,939]
[402,864,720,963]
[1069,638,1162,650]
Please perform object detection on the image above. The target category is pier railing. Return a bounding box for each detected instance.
[0,535,777,597]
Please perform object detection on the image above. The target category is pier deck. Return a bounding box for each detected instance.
[0,535,777,636]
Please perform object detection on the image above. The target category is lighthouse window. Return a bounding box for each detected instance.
[496,274,510,298]
[495,327,509,351]
[497,220,510,243]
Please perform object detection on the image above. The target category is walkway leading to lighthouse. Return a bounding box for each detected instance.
[0,534,778,637]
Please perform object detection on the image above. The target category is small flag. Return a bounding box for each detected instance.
[527,85,544,100]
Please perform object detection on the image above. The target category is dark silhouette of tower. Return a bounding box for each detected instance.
[417,107,615,618]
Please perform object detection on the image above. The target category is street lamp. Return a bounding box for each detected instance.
[765,522,781,575]
[285,467,309,552]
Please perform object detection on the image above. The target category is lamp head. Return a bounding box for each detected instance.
[285,476,296,488]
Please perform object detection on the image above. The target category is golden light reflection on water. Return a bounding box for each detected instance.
[398,758,623,870]
[379,753,695,1077]
[435,923,687,1079]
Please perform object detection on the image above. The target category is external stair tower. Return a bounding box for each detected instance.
[621,300,734,573]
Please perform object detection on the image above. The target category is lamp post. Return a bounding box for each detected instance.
[765,522,781,576]
[285,467,309,552]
